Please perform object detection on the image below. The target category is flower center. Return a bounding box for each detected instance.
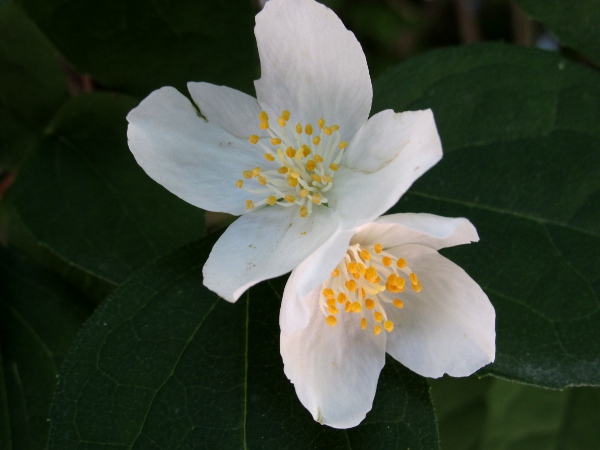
[320,243,422,335]
[236,110,347,218]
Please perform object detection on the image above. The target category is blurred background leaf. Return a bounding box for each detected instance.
[376,43,600,388]
[10,93,205,286]
[0,247,92,450]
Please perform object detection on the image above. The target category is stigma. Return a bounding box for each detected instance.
[236,110,347,218]
[319,243,422,335]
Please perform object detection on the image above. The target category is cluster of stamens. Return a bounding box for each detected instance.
[320,243,422,335]
[236,110,347,218]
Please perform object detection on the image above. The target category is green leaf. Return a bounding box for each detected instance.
[482,381,600,450]
[373,43,600,388]
[0,247,92,449]
[11,93,204,285]
[0,3,68,170]
[49,236,439,449]
[19,0,257,98]
[516,0,600,67]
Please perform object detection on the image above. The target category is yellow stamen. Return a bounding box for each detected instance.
[296,123,302,134]
[305,160,316,171]
[285,194,296,203]
[331,268,340,277]
[314,154,324,163]
[397,258,407,268]
[350,302,362,313]
[326,315,337,327]
[393,299,404,309]
[331,125,340,132]
[311,174,321,183]
[267,196,277,206]
[259,111,269,122]
[311,194,321,204]
[278,166,288,174]
[382,256,392,266]
[287,176,298,187]
[365,299,375,310]
[259,121,269,130]
[365,267,378,283]
[360,317,367,330]
[264,153,275,161]
[323,288,335,299]
[384,321,394,332]
[345,280,357,292]
[235,180,243,188]
[302,145,311,157]
[305,124,313,135]
[242,170,253,179]
[321,175,332,183]
[345,301,351,312]
[374,325,382,336]
[281,110,290,121]
[360,249,371,261]
[323,127,332,136]
[257,176,267,186]
[337,292,347,304]
[412,281,422,292]
[328,305,339,314]
[374,244,383,253]
[299,206,308,217]
[339,141,348,149]
[347,262,358,274]
[245,200,254,210]
[270,137,281,146]
[289,169,300,179]
[312,136,321,145]
[277,117,286,127]
[374,311,383,323]
[252,167,261,177]
[327,298,336,307]
[249,135,259,144]
[410,273,419,285]
[299,189,309,198]
[286,147,296,158]
[329,163,339,171]
[318,118,325,129]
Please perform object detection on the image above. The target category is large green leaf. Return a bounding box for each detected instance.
[373,43,600,388]
[49,236,439,449]
[0,247,92,449]
[516,0,600,67]
[11,93,204,285]
[0,3,68,170]
[19,0,257,98]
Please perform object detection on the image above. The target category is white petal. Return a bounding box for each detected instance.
[328,109,442,228]
[203,204,340,302]
[384,245,495,378]
[187,82,266,140]
[352,213,478,251]
[280,290,386,429]
[127,86,266,215]
[280,227,354,336]
[254,0,371,139]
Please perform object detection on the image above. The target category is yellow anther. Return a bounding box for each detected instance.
[259,111,269,122]
[339,141,348,150]
[270,137,282,146]
[365,267,378,283]
[311,194,321,204]
[299,206,308,217]
[374,311,383,323]
[365,299,375,310]
[360,249,371,261]
[282,110,291,121]
[311,174,322,183]
[314,154,324,163]
[331,125,340,132]
[329,163,339,171]
[393,299,404,309]
[328,305,339,315]
[337,292,347,304]
[257,176,267,186]
[374,325,382,336]
[302,145,311,157]
[345,280,357,292]
[397,258,407,268]
[352,272,360,279]
[264,153,275,161]
[331,268,340,277]
[267,196,277,206]
[350,302,362,313]
[344,301,351,312]
[312,136,321,145]
[360,317,367,330]
[323,127,332,136]
[242,170,253,179]
[305,124,313,135]
[327,298,336,307]
[296,123,302,134]
[384,321,394,332]
[299,189,309,198]
[323,288,335,299]
[286,147,296,158]
[278,166,289,174]
[305,160,316,171]
[318,118,325,129]
[235,180,243,188]
[412,281,422,293]
[410,273,419,285]
[326,315,337,327]
[382,256,392,266]
[252,167,261,177]
[245,200,254,210]
[358,263,367,275]
[248,134,260,144]
[347,262,358,273]
[321,175,332,183]
[289,169,300,179]
[277,117,286,127]
[287,176,298,187]
[374,244,383,253]
[284,194,296,203]
[259,121,269,130]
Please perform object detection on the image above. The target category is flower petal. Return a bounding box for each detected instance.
[187,82,266,140]
[127,86,265,215]
[352,213,478,251]
[254,0,371,139]
[384,244,495,378]
[203,204,340,302]
[328,109,442,228]
[280,227,355,336]
[280,290,386,428]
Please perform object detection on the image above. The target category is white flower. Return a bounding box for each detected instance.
[280,213,496,429]
[126,0,442,302]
